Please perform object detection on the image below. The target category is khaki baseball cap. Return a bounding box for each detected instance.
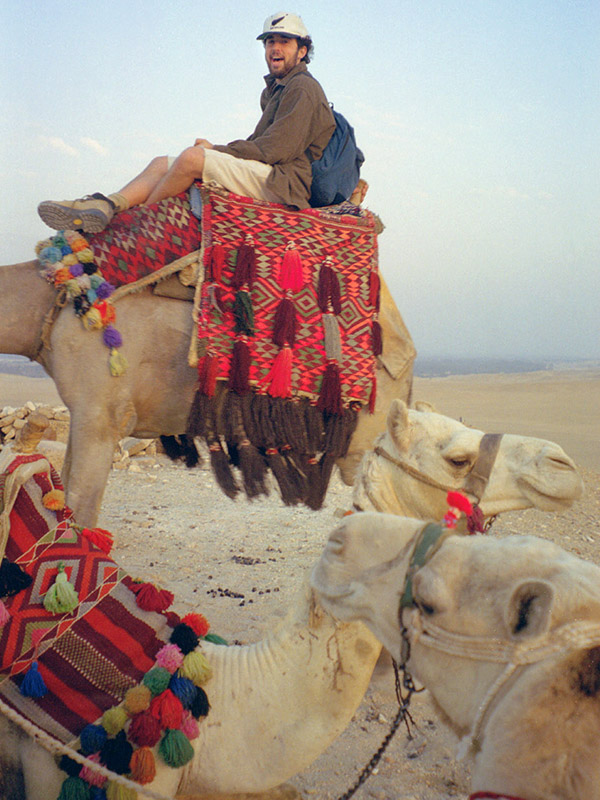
[257,12,310,40]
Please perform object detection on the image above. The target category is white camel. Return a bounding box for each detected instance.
[0,407,584,800]
[312,512,600,800]
[0,260,415,526]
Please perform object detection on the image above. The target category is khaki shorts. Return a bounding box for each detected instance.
[167,149,280,203]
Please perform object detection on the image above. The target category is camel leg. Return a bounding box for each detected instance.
[63,402,136,527]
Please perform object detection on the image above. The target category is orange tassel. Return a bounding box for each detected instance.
[129,746,156,785]
[279,245,304,292]
[181,613,210,637]
[266,346,293,399]
[42,489,65,511]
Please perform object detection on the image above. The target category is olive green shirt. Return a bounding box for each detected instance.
[213,63,335,209]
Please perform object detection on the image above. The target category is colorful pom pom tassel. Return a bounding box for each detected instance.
[101,705,128,736]
[155,643,184,674]
[127,710,162,747]
[181,651,212,686]
[129,581,174,612]
[149,689,184,729]
[278,244,304,292]
[158,728,195,768]
[129,746,156,785]
[80,752,107,787]
[0,558,32,596]
[109,348,128,377]
[80,723,108,755]
[57,776,90,800]
[81,527,114,554]
[123,684,152,714]
[105,782,137,800]
[20,661,47,698]
[181,613,210,637]
[43,563,78,614]
[142,667,172,696]
[42,488,65,511]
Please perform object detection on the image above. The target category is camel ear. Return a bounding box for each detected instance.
[413,400,437,413]
[386,399,410,451]
[505,580,554,639]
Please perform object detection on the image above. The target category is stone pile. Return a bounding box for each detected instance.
[0,403,160,470]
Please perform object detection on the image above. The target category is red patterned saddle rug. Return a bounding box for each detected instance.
[184,186,382,509]
[0,454,193,745]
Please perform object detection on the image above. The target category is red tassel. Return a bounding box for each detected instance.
[229,337,251,395]
[266,346,293,398]
[369,271,380,310]
[279,245,304,292]
[209,243,226,282]
[181,613,210,637]
[317,259,342,315]
[369,376,377,414]
[81,527,114,554]
[317,361,343,415]
[272,298,297,347]
[130,581,174,612]
[128,710,162,747]
[371,319,382,356]
[198,352,219,397]
[150,689,184,729]
[232,239,257,289]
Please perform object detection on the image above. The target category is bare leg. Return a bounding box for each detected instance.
[117,155,170,207]
[145,145,206,204]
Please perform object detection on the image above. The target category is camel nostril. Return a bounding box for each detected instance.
[546,456,575,471]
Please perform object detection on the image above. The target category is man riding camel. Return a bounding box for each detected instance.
[37,12,347,235]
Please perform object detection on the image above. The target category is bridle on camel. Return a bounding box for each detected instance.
[394,522,600,800]
[356,432,503,529]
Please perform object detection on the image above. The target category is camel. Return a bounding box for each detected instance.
[312,513,600,800]
[0,259,415,527]
[352,398,584,520]
[0,410,584,800]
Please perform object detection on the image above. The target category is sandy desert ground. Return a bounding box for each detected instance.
[1,367,599,799]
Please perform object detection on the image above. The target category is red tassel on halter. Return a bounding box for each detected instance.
[317,360,343,416]
[368,270,381,310]
[272,298,297,347]
[278,244,304,292]
[81,527,114,554]
[232,237,257,289]
[266,346,292,398]
[229,337,251,395]
[198,352,219,397]
[208,242,226,282]
[317,258,342,315]
[130,581,174,612]
[371,319,382,356]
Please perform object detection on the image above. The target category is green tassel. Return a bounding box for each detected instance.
[142,666,171,696]
[43,563,78,614]
[203,632,229,646]
[158,728,194,768]
[57,776,91,800]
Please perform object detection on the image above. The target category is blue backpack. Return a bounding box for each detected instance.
[309,108,365,208]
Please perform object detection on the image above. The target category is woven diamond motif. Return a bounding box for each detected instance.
[196,186,380,405]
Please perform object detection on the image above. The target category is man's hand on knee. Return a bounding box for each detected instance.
[194,138,213,149]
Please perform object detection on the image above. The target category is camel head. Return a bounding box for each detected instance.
[312,515,600,797]
[353,399,584,520]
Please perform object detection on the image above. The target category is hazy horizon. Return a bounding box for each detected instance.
[2,1,599,361]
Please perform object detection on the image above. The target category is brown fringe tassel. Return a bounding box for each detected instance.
[232,240,257,289]
[371,319,382,356]
[209,442,239,499]
[317,360,343,416]
[223,393,268,499]
[306,452,336,510]
[265,447,300,505]
[317,259,342,315]
[229,337,251,395]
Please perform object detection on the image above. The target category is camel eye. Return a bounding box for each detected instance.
[416,600,435,616]
[447,457,471,469]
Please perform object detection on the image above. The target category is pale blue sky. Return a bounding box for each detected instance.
[1,0,598,359]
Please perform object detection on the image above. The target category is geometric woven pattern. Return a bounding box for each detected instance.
[87,191,201,289]
[0,459,178,743]
[197,186,380,405]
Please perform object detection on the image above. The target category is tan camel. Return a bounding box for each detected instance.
[353,398,583,519]
[0,410,584,799]
[0,260,415,526]
[312,513,600,800]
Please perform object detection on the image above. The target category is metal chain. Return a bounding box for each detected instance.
[335,658,420,800]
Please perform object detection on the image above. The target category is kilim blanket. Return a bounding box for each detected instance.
[192,185,380,406]
[182,185,382,509]
[0,455,179,744]
[87,191,200,289]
